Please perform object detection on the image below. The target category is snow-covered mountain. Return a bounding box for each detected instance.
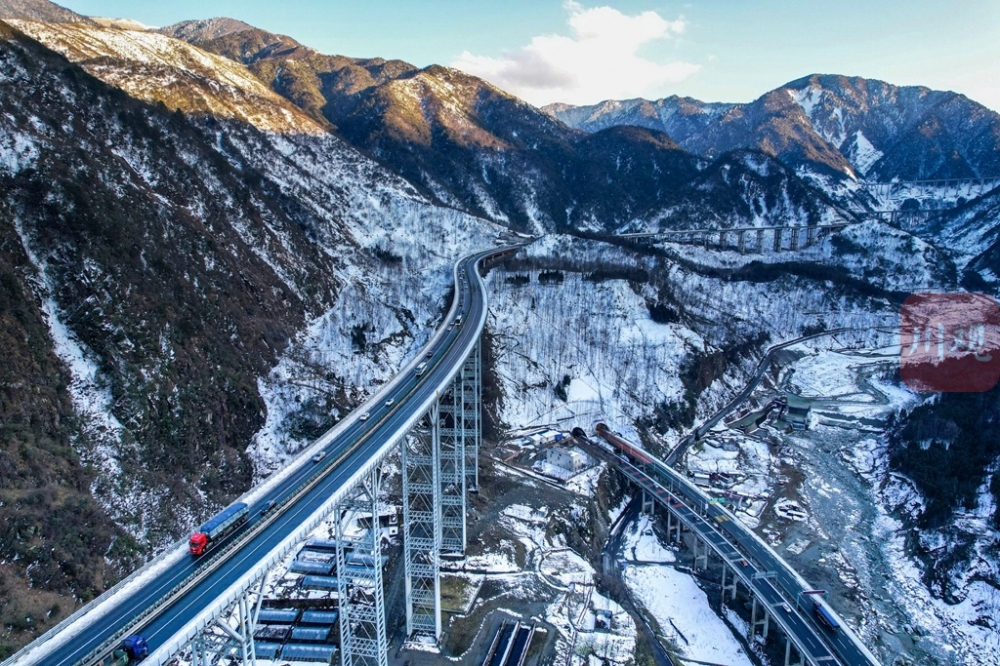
[630,149,853,232]
[8,18,327,135]
[549,74,1000,183]
[161,18,855,235]
[544,96,736,145]
[920,186,1000,288]
[0,0,89,23]
[0,16,501,650]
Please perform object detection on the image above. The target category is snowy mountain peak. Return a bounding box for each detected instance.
[554,73,1000,183]
[160,17,258,42]
[544,95,736,138]
[91,17,154,31]
[0,0,92,24]
[7,19,329,135]
[787,83,848,148]
[788,84,823,120]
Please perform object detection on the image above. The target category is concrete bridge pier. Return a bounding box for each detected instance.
[692,534,709,571]
[720,561,738,604]
[773,227,783,252]
[784,638,805,666]
[641,490,656,515]
[750,596,770,641]
[738,229,747,254]
[806,225,817,246]
[756,228,765,253]
[665,507,683,544]
[789,228,800,251]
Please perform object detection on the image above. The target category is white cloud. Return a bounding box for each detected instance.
[452,1,700,107]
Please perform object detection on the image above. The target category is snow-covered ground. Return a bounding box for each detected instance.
[621,514,675,564]
[683,332,1000,665]
[623,565,753,666]
[455,497,638,666]
[487,267,698,434]
[487,236,708,443]
[617,513,756,665]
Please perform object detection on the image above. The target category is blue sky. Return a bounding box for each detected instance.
[59,1,1000,111]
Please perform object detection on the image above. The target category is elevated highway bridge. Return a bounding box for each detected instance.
[4,246,517,666]
[578,426,881,666]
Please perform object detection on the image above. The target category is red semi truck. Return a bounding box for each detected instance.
[189,503,249,556]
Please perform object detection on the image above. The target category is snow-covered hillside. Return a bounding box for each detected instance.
[485,232,915,446]
[551,74,1000,184]
[0,19,503,650]
[9,19,326,135]
[480,232,998,664]
[487,243,701,436]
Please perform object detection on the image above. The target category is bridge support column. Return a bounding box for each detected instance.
[789,228,800,251]
[720,562,738,603]
[756,228,764,253]
[784,638,804,666]
[692,536,708,571]
[666,509,682,544]
[439,374,467,556]
[738,230,747,254]
[187,575,266,666]
[718,230,727,250]
[773,228,782,252]
[806,225,816,247]
[641,490,655,515]
[222,584,261,666]
[750,596,770,641]
[465,340,482,494]
[402,407,442,641]
[337,466,388,666]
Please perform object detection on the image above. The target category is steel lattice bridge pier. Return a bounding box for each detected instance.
[3,247,516,666]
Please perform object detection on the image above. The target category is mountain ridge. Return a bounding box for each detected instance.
[0,0,92,24]
[7,18,330,135]
[548,74,1000,183]
[160,18,849,233]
